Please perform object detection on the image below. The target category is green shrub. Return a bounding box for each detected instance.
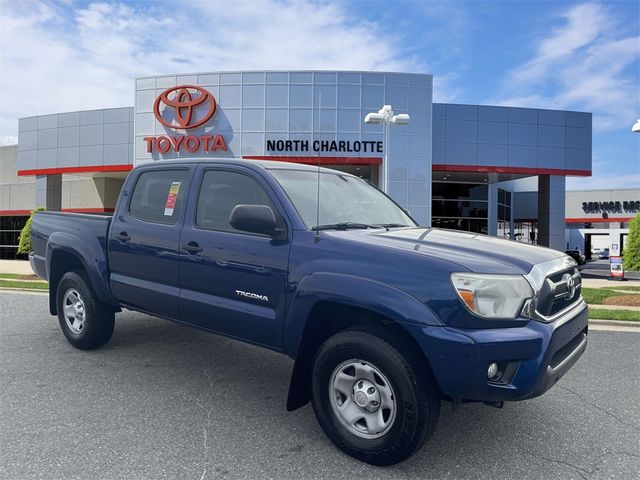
[623,214,640,271]
[17,207,45,254]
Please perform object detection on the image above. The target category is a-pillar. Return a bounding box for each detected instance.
[537,175,565,251]
[35,174,62,211]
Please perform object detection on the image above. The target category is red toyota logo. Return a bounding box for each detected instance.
[153,85,216,129]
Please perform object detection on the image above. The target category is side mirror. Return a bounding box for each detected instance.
[229,204,277,237]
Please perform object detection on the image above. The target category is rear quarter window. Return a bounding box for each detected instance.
[129,169,190,224]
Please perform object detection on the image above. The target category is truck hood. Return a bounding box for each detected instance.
[324,227,566,275]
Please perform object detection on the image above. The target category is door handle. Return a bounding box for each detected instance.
[115,232,130,242]
[183,242,203,254]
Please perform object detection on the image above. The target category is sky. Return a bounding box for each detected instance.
[0,0,638,190]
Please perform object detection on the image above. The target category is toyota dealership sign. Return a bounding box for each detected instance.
[143,85,227,154]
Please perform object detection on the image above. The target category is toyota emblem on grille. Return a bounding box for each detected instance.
[562,273,576,300]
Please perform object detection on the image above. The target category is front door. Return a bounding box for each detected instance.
[179,166,290,349]
[109,166,193,319]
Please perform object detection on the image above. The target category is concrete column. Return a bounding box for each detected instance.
[537,175,565,251]
[35,174,62,211]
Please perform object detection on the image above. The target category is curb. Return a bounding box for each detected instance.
[0,287,48,294]
[588,319,640,327]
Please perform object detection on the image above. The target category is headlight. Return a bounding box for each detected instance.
[450,273,534,319]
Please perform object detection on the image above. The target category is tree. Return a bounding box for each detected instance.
[17,207,45,254]
[623,214,640,272]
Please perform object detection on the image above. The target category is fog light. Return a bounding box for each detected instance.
[487,362,499,380]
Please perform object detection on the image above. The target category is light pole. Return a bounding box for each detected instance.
[632,119,640,132]
[364,105,410,193]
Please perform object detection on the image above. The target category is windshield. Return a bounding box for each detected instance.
[269,169,416,229]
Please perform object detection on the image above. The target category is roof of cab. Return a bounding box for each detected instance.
[134,157,349,175]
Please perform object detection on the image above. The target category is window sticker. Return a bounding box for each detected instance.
[164,181,181,216]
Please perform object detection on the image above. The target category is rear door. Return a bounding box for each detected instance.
[109,166,193,319]
[179,165,290,349]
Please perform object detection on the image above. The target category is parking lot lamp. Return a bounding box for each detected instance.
[364,105,411,193]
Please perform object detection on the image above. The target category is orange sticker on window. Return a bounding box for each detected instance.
[164,181,181,216]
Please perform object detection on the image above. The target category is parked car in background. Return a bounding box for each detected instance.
[599,248,610,259]
[565,250,586,265]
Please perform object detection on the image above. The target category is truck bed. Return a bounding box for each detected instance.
[30,211,112,281]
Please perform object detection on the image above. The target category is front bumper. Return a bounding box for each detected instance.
[408,300,589,402]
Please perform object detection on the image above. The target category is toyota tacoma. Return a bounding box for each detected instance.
[30,159,588,465]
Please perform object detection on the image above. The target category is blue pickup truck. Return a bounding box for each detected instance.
[30,159,588,465]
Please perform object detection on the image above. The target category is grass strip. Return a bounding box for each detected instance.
[580,287,640,305]
[0,279,48,290]
[589,308,640,322]
[608,285,640,292]
[0,273,27,279]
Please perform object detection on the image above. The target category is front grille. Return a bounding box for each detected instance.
[536,267,582,318]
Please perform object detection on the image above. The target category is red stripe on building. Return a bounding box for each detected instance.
[243,156,382,165]
[565,217,633,223]
[0,210,32,216]
[17,164,133,176]
[432,164,591,177]
[0,208,115,216]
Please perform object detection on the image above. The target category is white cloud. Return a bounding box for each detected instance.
[489,2,640,132]
[567,173,640,190]
[0,0,421,139]
[433,72,464,103]
[1,136,18,145]
[567,153,640,190]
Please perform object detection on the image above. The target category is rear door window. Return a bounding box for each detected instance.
[129,169,190,224]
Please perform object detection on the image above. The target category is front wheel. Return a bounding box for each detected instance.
[56,271,115,350]
[311,329,440,465]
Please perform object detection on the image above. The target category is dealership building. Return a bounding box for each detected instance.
[1,70,638,259]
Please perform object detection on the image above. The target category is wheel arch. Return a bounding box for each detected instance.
[47,237,117,315]
[286,300,442,411]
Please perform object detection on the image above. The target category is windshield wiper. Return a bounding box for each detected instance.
[312,222,378,231]
[373,223,410,229]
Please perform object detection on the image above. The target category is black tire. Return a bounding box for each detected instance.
[311,328,440,466]
[56,271,115,350]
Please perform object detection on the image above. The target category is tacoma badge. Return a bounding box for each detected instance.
[235,290,269,302]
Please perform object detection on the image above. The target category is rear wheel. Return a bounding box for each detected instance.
[56,271,115,349]
[311,328,440,465]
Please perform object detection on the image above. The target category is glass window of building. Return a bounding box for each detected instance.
[497,188,512,239]
[431,182,488,234]
[514,220,537,245]
[0,216,28,259]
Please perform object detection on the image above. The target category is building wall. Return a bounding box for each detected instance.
[1,144,122,213]
[0,145,35,212]
[514,188,640,223]
[134,71,433,224]
[566,188,639,222]
[432,104,592,174]
[17,107,134,173]
[9,71,597,239]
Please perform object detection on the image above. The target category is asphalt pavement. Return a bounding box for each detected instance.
[1,291,638,480]
[579,258,640,281]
